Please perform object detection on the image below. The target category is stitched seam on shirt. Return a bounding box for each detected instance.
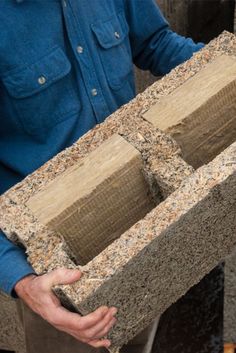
[1,46,62,78]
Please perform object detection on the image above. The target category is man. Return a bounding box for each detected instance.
[0,0,203,352]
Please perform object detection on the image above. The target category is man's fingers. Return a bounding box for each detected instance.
[88,339,111,348]
[91,317,117,339]
[77,305,114,330]
[43,268,82,289]
[48,305,117,340]
[84,309,117,338]
[46,304,112,331]
[46,305,83,328]
[69,333,111,349]
[34,268,117,345]
[15,268,117,347]
[69,316,116,343]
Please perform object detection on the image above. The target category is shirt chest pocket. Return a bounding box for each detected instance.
[91,13,133,90]
[1,47,80,139]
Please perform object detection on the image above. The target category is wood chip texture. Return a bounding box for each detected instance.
[0,31,236,350]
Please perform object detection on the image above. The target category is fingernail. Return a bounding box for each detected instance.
[101,306,109,313]
[106,340,111,347]
[111,307,118,316]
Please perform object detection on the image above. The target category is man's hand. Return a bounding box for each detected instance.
[15,268,117,348]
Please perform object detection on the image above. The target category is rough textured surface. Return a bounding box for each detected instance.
[27,135,155,265]
[56,142,236,350]
[142,54,236,352]
[0,32,236,351]
[4,31,236,208]
[144,54,236,168]
[2,31,236,246]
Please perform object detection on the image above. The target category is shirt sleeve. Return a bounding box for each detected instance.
[124,0,204,76]
[0,229,35,297]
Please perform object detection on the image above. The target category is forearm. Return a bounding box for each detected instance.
[124,0,204,75]
[134,29,204,76]
[0,229,35,296]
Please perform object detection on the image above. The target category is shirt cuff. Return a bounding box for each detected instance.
[0,229,35,297]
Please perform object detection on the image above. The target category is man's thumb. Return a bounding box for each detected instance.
[44,268,82,288]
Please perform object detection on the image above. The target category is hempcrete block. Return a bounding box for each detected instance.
[0,32,236,350]
[54,143,236,351]
[27,134,156,265]
[143,54,236,169]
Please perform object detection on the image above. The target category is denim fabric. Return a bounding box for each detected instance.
[0,0,203,295]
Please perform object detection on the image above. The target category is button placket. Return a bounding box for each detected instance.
[61,1,110,122]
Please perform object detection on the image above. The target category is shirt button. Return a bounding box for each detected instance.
[63,0,67,7]
[114,31,120,39]
[91,88,98,96]
[76,46,84,54]
[38,76,46,85]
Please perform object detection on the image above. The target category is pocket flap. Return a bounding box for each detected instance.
[91,13,129,49]
[2,47,71,99]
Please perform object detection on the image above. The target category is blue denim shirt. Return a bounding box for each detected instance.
[0,0,203,295]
